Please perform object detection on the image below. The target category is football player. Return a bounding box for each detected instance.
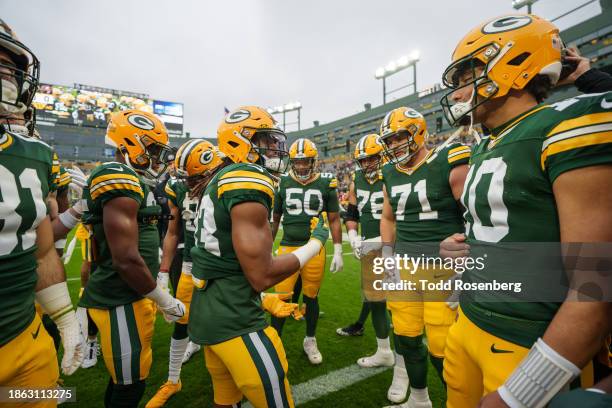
[379,107,471,407]
[438,14,612,408]
[339,134,395,366]
[78,110,185,407]
[146,139,224,408]
[188,106,329,408]
[0,18,85,405]
[270,137,343,365]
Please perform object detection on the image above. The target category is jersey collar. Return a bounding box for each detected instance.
[490,104,550,139]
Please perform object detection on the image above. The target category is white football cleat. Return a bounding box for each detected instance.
[383,394,432,408]
[81,339,99,369]
[357,349,394,368]
[303,337,323,365]
[387,364,409,403]
[181,341,201,364]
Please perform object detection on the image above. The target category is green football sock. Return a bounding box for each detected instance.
[370,301,389,339]
[429,354,445,387]
[356,301,371,325]
[395,334,428,389]
[303,295,319,337]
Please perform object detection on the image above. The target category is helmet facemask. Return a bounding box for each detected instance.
[441,44,508,128]
[381,128,422,166]
[248,129,289,175]
[355,154,381,183]
[0,36,39,134]
[123,134,175,186]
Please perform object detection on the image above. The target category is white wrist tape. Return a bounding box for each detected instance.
[333,243,343,255]
[181,261,193,276]
[382,244,394,259]
[145,284,173,308]
[59,210,80,230]
[292,240,322,269]
[55,238,67,249]
[35,281,73,322]
[498,338,580,408]
[347,229,359,242]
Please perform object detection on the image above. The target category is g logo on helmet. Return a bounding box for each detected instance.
[127,114,155,130]
[404,108,422,119]
[200,150,214,165]
[225,109,251,124]
[482,15,532,34]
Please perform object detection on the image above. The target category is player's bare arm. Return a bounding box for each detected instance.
[449,163,469,201]
[34,215,85,375]
[380,185,396,244]
[271,211,281,241]
[232,201,303,292]
[160,200,180,273]
[35,216,68,290]
[544,164,612,367]
[103,196,156,294]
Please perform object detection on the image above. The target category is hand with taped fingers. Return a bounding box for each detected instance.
[439,233,470,260]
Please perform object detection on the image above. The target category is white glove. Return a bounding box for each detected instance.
[330,243,344,273]
[157,271,169,292]
[146,285,185,323]
[75,306,88,342]
[347,229,362,259]
[35,282,86,375]
[67,167,87,198]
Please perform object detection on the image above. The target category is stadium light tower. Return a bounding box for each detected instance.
[512,0,538,13]
[267,101,302,131]
[374,50,420,104]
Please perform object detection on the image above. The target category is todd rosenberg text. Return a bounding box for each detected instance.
[372,278,523,293]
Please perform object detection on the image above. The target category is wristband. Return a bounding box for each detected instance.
[59,210,80,230]
[55,238,67,249]
[498,338,580,408]
[292,240,322,269]
[382,244,394,259]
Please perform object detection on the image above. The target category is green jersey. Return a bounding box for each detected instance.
[274,172,340,246]
[460,92,612,347]
[189,163,276,345]
[79,162,161,309]
[164,178,198,262]
[353,169,384,240]
[0,131,57,346]
[381,143,470,243]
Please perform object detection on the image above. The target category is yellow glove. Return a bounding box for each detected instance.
[261,293,299,318]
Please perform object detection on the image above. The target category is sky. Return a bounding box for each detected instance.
[1,0,602,137]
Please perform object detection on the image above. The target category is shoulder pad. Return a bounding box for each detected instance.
[89,162,143,201]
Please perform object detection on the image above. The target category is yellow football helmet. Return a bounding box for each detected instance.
[441,14,562,126]
[379,107,428,165]
[105,109,174,186]
[174,139,225,192]
[217,106,289,174]
[353,134,383,182]
[289,138,318,180]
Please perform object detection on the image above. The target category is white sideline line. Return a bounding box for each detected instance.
[243,364,391,407]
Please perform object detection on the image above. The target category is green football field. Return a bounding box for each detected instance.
[59,234,446,407]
